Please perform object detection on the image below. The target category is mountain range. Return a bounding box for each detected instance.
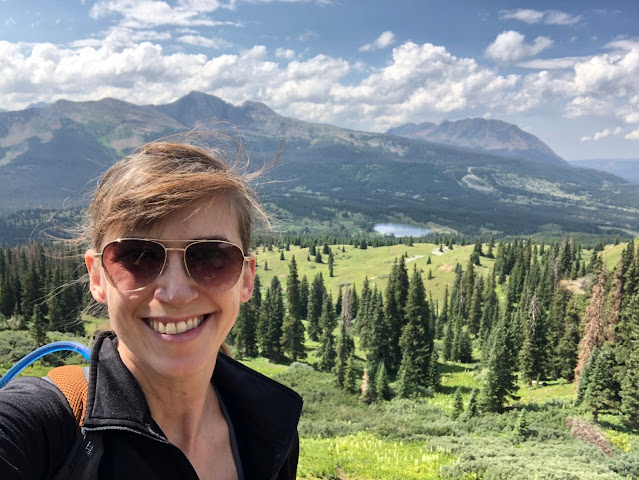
[387,119,566,166]
[1,91,639,239]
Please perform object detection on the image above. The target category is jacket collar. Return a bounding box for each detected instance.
[83,332,303,478]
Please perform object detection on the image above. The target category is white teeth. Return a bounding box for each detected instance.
[148,316,205,335]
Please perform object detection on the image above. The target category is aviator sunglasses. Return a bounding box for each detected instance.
[95,238,250,292]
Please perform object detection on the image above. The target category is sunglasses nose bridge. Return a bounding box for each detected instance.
[161,246,190,277]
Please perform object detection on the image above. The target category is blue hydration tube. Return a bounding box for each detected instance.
[0,341,91,388]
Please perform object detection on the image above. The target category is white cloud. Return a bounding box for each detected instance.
[581,127,622,141]
[500,9,582,25]
[517,56,589,69]
[485,31,553,63]
[177,35,228,48]
[275,48,296,60]
[1,31,639,142]
[298,30,318,42]
[625,128,639,140]
[359,31,395,52]
[89,0,229,28]
[4,17,15,26]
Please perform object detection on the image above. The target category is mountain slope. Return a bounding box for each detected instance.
[0,92,638,238]
[387,118,566,166]
[570,158,639,184]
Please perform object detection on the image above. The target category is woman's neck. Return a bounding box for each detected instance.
[118,345,220,448]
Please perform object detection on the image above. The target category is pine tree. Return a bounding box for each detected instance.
[235,275,261,357]
[318,294,337,372]
[465,388,479,419]
[519,292,547,384]
[299,275,309,319]
[375,362,391,401]
[257,277,285,360]
[366,289,392,375]
[286,256,302,319]
[451,388,464,419]
[514,409,530,439]
[384,257,409,376]
[307,273,326,341]
[480,315,519,413]
[281,313,306,361]
[396,268,432,397]
[344,353,359,394]
[618,292,639,428]
[29,303,48,348]
[334,315,355,388]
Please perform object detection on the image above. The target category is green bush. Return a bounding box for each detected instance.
[0,330,35,364]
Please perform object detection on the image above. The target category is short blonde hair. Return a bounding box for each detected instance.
[85,135,270,252]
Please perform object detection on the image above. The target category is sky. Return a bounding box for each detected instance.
[1,1,638,161]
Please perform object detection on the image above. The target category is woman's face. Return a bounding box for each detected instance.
[85,198,255,381]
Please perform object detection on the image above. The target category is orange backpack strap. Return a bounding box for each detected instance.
[47,365,89,430]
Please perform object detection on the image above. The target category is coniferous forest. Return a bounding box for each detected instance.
[2,235,639,479]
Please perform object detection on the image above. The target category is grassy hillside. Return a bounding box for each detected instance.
[3,239,639,479]
[252,242,494,305]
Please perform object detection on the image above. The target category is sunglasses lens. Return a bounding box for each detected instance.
[186,242,245,291]
[102,240,166,291]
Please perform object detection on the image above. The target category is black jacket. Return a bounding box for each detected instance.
[0,332,303,479]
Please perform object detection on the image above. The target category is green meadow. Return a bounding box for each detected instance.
[4,239,639,479]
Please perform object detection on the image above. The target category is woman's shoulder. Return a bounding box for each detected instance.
[0,376,78,480]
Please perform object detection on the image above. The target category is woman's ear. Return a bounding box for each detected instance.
[85,249,107,304]
[239,255,256,303]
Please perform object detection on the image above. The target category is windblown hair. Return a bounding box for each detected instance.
[84,134,271,253]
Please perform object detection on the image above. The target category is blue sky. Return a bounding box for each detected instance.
[1,1,638,160]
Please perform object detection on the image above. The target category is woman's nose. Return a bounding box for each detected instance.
[153,251,199,305]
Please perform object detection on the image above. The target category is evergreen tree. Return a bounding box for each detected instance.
[428,350,441,391]
[281,313,306,362]
[29,303,48,348]
[334,315,354,388]
[384,257,409,376]
[318,294,337,372]
[344,353,359,394]
[258,277,285,360]
[465,388,479,419]
[480,315,519,412]
[299,275,309,319]
[396,268,432,397]
[307,273,326,341]
[451,388,464,419]
[618,292,639,428]
[375,362,391,401]
[286,256,302,319]
[519,292,548,384]
[235,274,261,357]
[554,295,581,381]
[366,289,392,374]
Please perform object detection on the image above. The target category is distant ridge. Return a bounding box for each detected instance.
[569,158,639,184]
[387,118,566,166]
[1,91,639,239]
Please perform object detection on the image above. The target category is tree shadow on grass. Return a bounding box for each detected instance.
[439,361,476,375]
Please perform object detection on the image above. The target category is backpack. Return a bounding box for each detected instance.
[45,365,104,480]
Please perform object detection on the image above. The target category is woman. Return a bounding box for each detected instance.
[0,139,303,479]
